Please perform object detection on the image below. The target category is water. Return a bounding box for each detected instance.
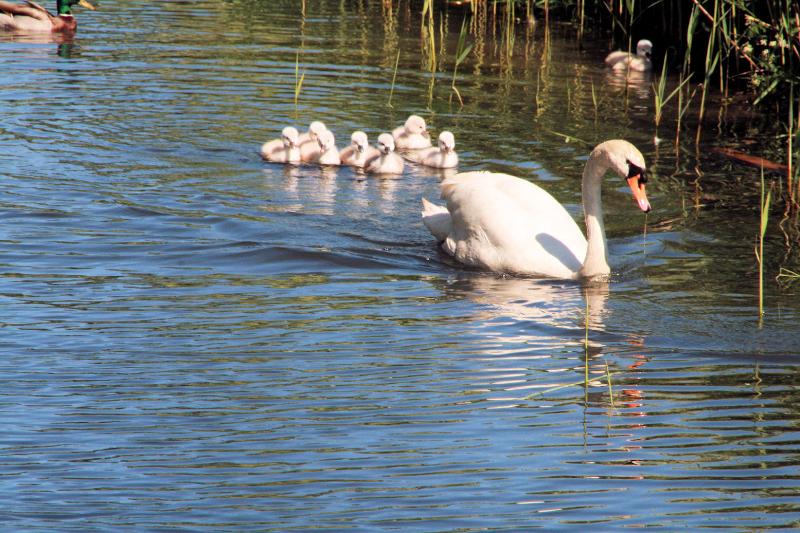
[1,1,799,530]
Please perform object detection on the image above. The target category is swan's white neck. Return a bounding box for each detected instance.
[579,153,611,279]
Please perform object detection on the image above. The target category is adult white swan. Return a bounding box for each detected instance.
[421,139,651,280]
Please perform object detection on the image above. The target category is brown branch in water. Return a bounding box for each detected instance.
[713,147,789,172]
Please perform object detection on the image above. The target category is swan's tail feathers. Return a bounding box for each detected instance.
[421,198,451,243]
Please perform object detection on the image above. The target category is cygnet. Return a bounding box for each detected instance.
[340,131,381,168]
[392,115,432,150]
[314,129,341,166]
[299,121,328,161]
[406,131,458,169]
[261,126,301,163]
[604,39,652,72]
[366,133,404,174]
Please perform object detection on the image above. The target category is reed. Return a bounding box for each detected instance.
[695,0,721,141]
[388,49,400,108]
[652,53,691,128]
[294,51,305,110]
[789,81,797,208]
[605,359,615,407]
[777,267,800,283]
[502,0,515,61]
[583,290,589,392]
[421,0,437,73]
[756,166,772,319]
[451,18,474,107]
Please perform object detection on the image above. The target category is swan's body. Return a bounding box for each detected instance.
[392,115,432,150]
[367,133,404,174]
[340,131,381,168]
[0,0,94,33]
[261,126,301,164]
[406,131,458,169]
[313,130,341,166]
[299,121,328,162]
[421,139,651,280]
[605,39,653,72]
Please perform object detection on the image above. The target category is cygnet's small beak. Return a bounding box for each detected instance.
[422,130,430,139]
[627,175,651,213]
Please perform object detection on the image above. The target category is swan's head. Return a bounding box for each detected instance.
[316,130,336,152]
[405,115,430,138]
[308,121,327,141]
[351,131,369,154]
[438,131,455,153]
[596,139,651,213]
[281,126,300,148]
[636,39,653,60]
[377,133,395,155]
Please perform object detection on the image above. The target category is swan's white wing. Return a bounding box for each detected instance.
[439,171,587,278]
[421,198,451,242]
[604,50,631,66]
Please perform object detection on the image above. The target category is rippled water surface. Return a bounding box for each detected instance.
[2,1,800,530]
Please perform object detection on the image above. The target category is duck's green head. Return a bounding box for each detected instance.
[57,0,96,15]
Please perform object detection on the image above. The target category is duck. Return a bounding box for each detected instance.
[405,131,458,169]
[0,0,95,33]
[261,126,301,164]
[298,121,328,161]
[392,115,432,150]
[340,131,381,168]
[366,133,405,175]
[604,39,653,72]
[421,139,652,280]
[313,129,341,166]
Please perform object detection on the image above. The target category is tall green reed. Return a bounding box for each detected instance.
[652,53,691,129]
[451,18,474,107]
[294,51,305,111]
[387,49,400,108]
[756,166,772,320]
[422,0,437,73]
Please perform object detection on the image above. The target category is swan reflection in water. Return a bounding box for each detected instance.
[603,69,651,100]
[445,274,610,331]
[438,274,644,401]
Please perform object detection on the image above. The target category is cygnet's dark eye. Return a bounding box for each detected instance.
[626,160,647,183]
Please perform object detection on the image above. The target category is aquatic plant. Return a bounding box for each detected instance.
[294,51,305,111]
[605,359,615,407]
[756,167,772,319]
[776,267,800,283]
[388,49,401,108]
[421,0,437,73]
[451,18,474,107]
[652,53,691,128]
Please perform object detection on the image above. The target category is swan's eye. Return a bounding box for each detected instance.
[626,161,646,181]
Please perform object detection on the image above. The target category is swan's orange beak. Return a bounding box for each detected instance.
[627,175,651,213]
